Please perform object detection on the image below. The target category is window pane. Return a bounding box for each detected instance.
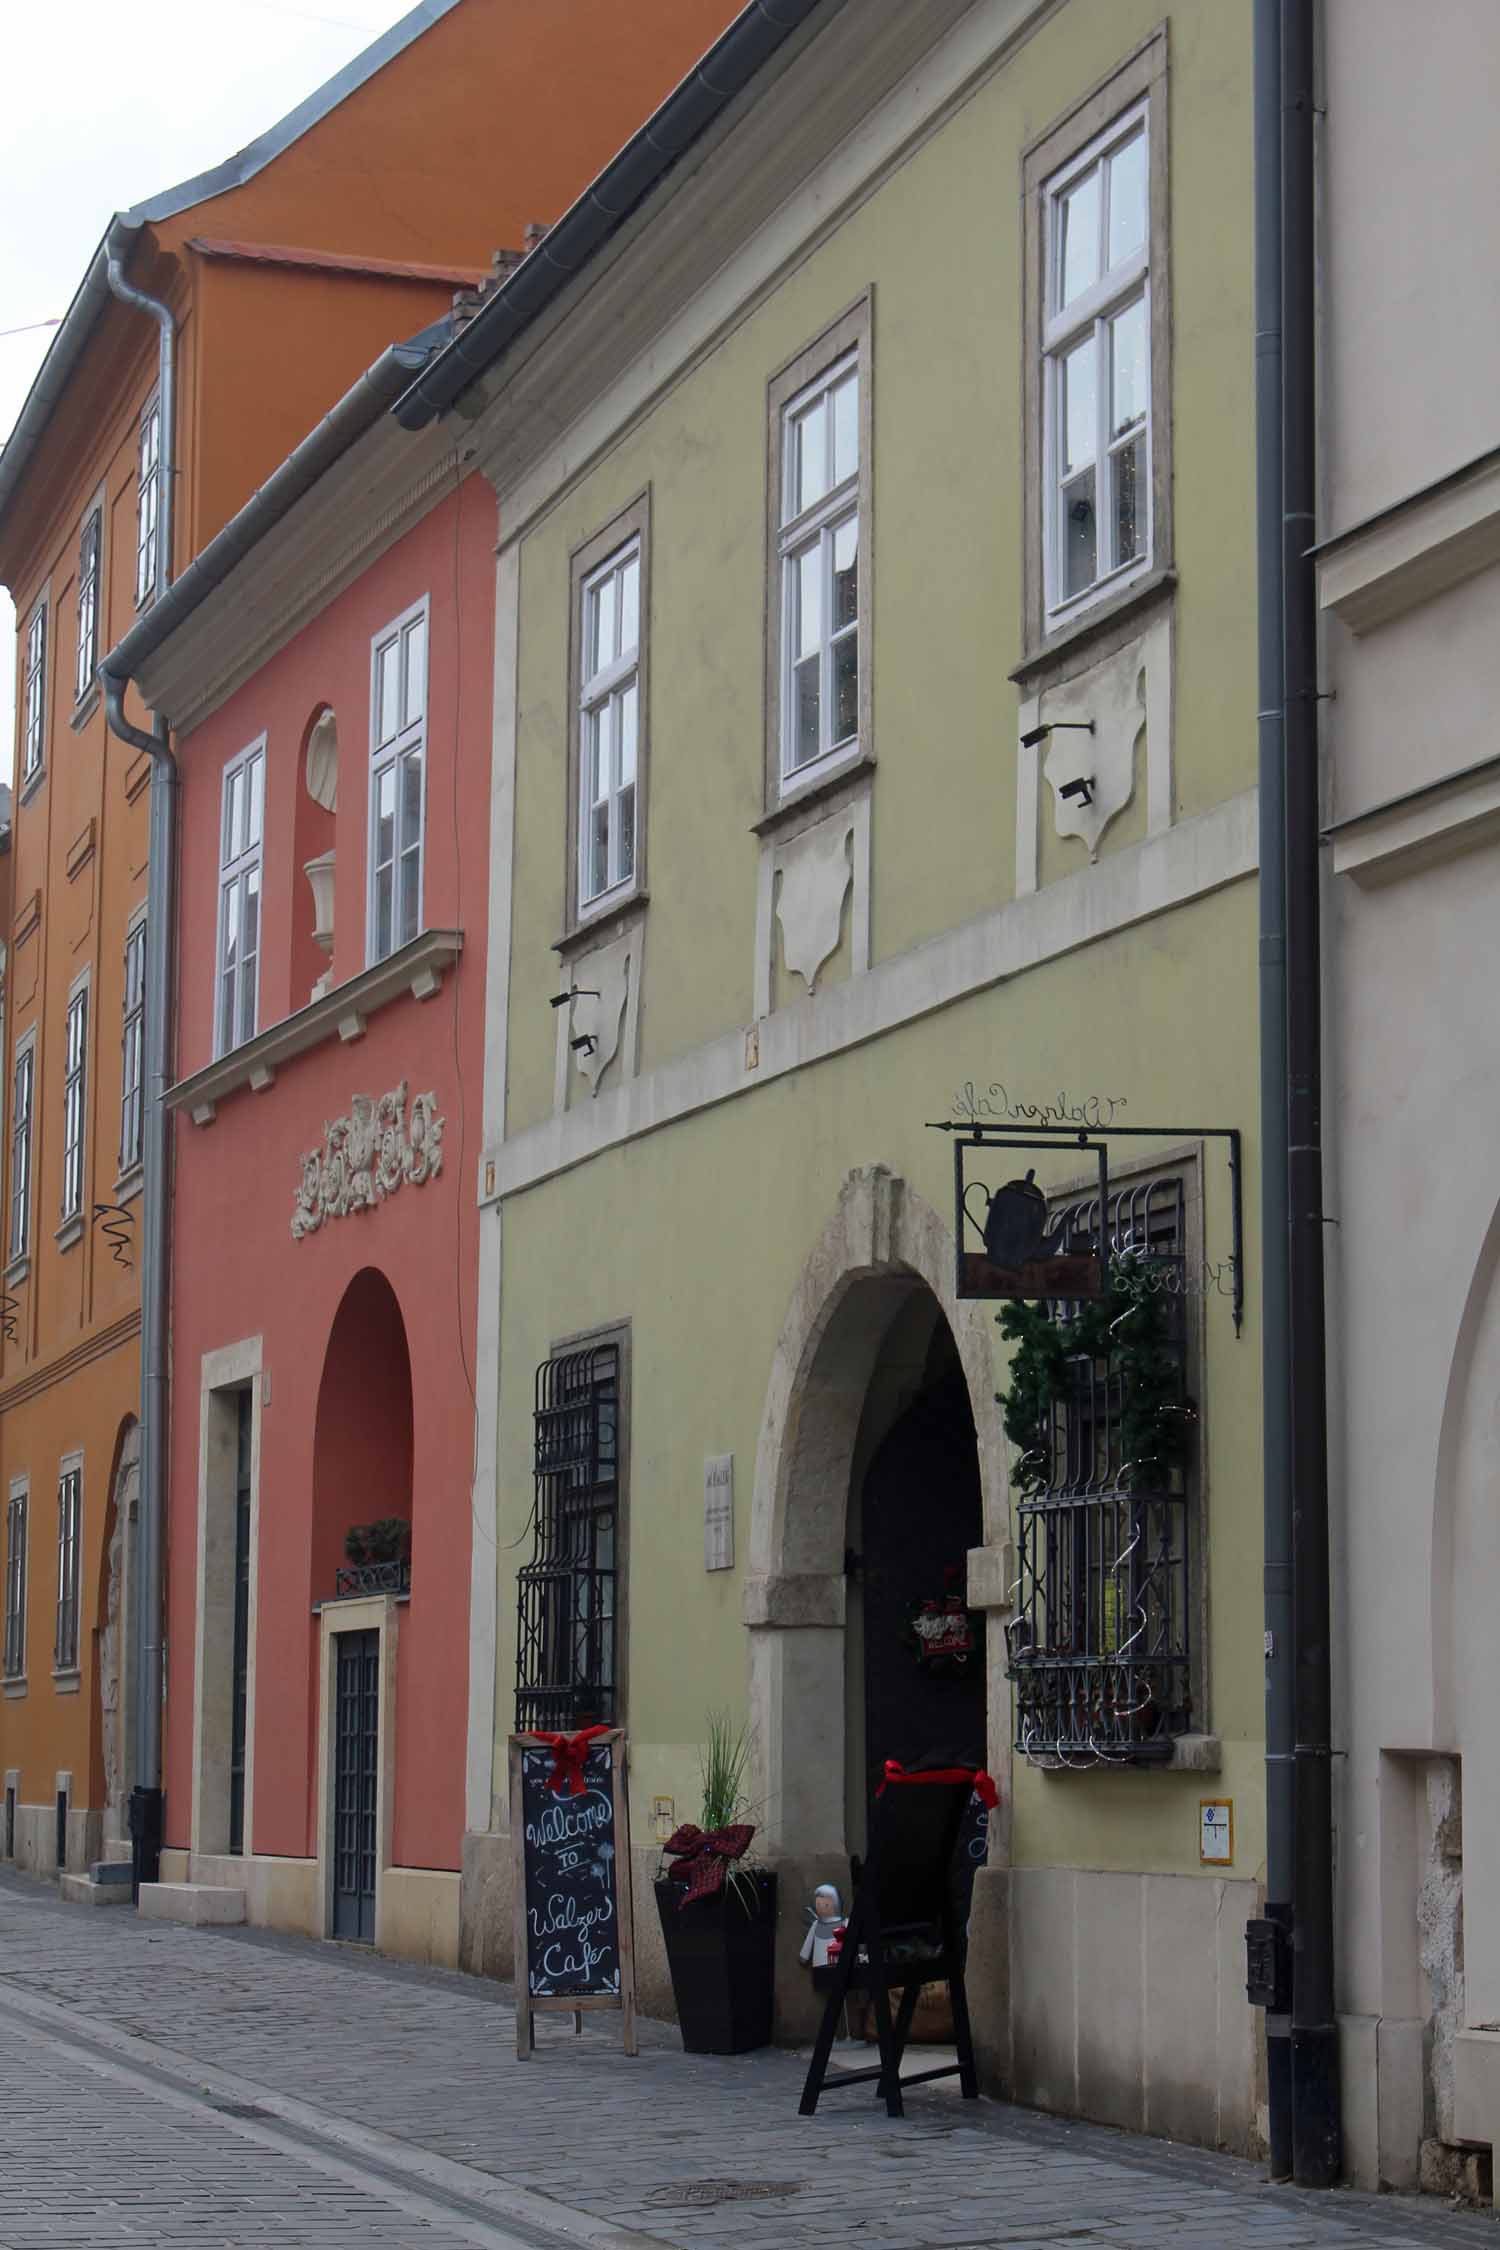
[795,544,822,662]
[400,749,422,857]
[1112,430,1146,567]
[246,754,264,849]
[224,770,243,864]
[376,766,395,870]
[219,967,236,1056]
[617,782,635,885]
[375,865,393,961]
[1110,296,1148,436]
[832,372,858,486]
[792,396,828,515]
[1107,130,1147,268]
[832,630,858,748]
[590,701,612,803]
[832,514,858,633]
[1062,469,1097,599]
[618,683,637,787]
[1061,336,1097,477]
[793,653,820,768]
[1058,165,1101,307]
[403,616,427,726]
[592,576,618,672]
[222,879,241,973]
[242,868,260,971]
[399,849,420,947]
[377,640,400,745]
[589,800,609,900]
[619,555,639,655]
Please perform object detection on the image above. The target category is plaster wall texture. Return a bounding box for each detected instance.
[163,483,495,1880]
[1323,0,1500,529]
[479,0,1262,2152]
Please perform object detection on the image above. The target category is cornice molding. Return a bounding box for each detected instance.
[0,1309,141,1415]
[1318,446,1500,636]
[169,928,463,1124]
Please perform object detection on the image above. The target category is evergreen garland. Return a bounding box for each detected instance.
[995,1253,1195,1499]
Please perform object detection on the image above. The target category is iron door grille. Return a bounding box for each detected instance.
[333,1629,379,1942]
[1008,1173,1194,1764]
[515,1343,619,1734]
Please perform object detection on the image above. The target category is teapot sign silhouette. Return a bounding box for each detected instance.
[962,1166,1060,1269]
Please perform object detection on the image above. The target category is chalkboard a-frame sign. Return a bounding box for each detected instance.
[509,1731,637,2059]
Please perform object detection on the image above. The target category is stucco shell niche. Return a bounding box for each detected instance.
[555,923,641,1110]
[1016,610,1174,883]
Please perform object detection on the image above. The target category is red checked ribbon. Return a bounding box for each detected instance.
[663,1822,756,1906]
[878,1761,999,1809]
[534,1725,612,1797]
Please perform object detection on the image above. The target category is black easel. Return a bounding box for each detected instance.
[798,1770,979,2119]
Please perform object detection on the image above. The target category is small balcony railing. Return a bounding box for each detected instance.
[333,1557,411,1600]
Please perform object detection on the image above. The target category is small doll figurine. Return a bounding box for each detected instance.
[799,1882,846,1971]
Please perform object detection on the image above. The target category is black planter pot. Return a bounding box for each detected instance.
[654,1871,777,2054]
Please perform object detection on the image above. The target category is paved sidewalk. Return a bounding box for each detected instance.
[0,1868,1492,2250]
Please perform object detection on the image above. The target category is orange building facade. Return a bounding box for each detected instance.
[0,0,740,1882]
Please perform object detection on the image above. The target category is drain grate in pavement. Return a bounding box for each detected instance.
[645,2179,805,2208]
[210,2100,273,2119]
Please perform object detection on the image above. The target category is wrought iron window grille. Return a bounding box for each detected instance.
[516,1342,619,1735]
[1006,1173,1194,1769]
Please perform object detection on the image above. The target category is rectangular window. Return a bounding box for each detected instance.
[1023,37,1168,657]
[764,299,871,813]
[135,399,161,607]
[61,985,88,1223]
[216,741,264,1056]
[75,508,101,705]
[4,1484,27,1680]
[22,601,46,783]
[368,600,428,963]
[10,1037,35,1263]
[120,920,146,1173]
[54,1464,81,1674]
[579,543,640,910]
[516,1340,622,1733]
[1006,1169,1196,1765]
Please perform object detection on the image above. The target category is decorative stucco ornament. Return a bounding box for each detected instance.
[775,818,853,994]
[290,1080,444,1238]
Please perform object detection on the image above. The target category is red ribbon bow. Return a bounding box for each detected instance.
[663,1821,756,1906]
[878,1761,999,1809]
[534,1725,611,1797]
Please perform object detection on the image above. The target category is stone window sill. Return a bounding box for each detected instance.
[113,1165,144,1205]
[554,891,649,960]
[1035,1731,1221,1777]
[51,1669,80,1696]
[55,1215,84,1253]
[753,751,876,839]
[18,765,45,809]
[4,1254,30,1288]
[169,927,463,1125]
[1012,567,1177,689]
[2,1678,27,1700]
[69,684,102,734]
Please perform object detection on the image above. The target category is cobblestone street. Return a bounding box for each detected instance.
[0,1871,1491,2249]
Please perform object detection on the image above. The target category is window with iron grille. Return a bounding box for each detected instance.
[10,1035,35,1263]
[75,508,101,705]
[1007,1170,1195,1764]
[136,398,161,607]
[22,600,46,784]
[54,1464,81,1673]
[515,1341,621,1734]
[4,1484,27,1680]
[61,984,88,1223]
[120,919,145,1173]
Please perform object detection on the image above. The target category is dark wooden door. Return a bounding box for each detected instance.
[228,1390,252,1856]
[332,1630,379,1942]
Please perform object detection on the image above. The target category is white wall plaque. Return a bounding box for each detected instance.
[704,1454,734,1571]
[1199,1798,1233,1865]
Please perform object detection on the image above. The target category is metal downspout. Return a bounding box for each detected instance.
[102,222,176,1892]
[1253,0,1295,2184]
[1282,0,1341,2187]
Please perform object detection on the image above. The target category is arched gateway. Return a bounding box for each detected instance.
[743,1166,1012,2035]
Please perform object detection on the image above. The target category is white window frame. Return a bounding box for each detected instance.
[22,598,47,785]
[367,597,429,966]
[577,541,641,915]
[120,912,146,1178]
[10,1029,36,1267]
[4,1480,27,1681]
[777,351,862,787]
[75,506,102,706]
[60,976,89,1225]
[216,738,266,1058]
[54,1458,82,1675]
[1041,101,1152,626]
[135,396,162,609]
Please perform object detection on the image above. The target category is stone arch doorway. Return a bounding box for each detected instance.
[745,1168,1008,2030]
[90,1418,139,1846]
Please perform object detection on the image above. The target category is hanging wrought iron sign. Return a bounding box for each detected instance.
[949,1134,1109,1302]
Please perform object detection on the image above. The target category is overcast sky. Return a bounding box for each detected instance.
[0,0,419,784]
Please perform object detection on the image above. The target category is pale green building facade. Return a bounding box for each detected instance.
[457,0,1264,2149]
